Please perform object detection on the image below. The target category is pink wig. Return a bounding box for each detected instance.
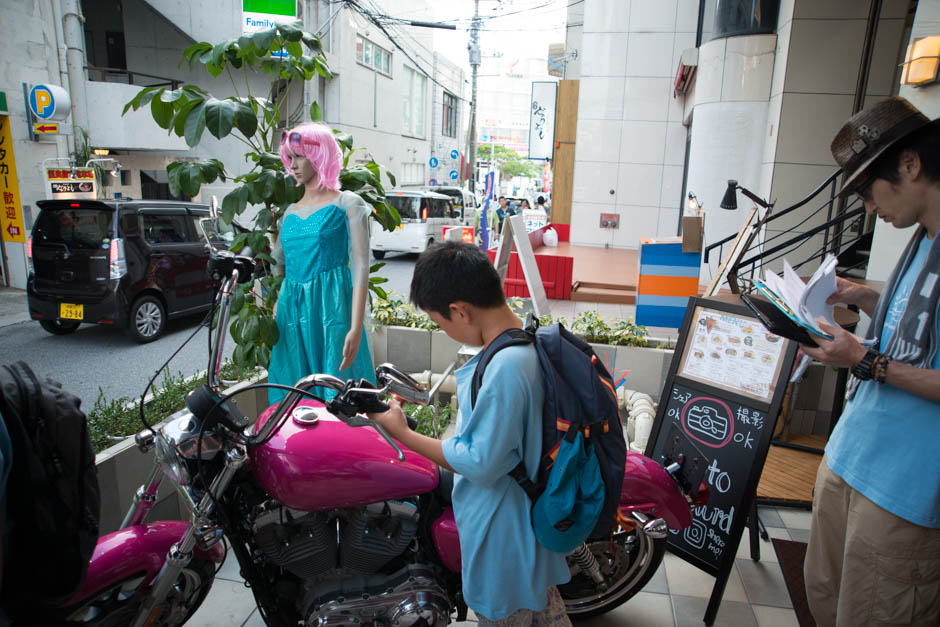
[279,122,342,192]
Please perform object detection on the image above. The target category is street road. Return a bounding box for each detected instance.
[1,253,417,411]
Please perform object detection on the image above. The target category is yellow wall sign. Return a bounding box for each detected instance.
[33,122,59,134]
[0,117,26,243]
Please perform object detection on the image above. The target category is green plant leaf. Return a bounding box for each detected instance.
[150,91,173,129]
[242,316,260,342]
[260,317,279,347]
[177,163,202,198]
[167,162,182,197]
[184,101,207,147]
[309,101,322,122]
[230,285,245,315]
[205,98,236,140]
[284,40,303,59]
[122,86,161,115]
[233,100,258,138]
[171,98,202,137]
[222,187,250,223]
[252,27,277,52]
[278,20,304,42]
[386,170,397,187]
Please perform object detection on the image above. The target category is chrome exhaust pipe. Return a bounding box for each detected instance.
[631,511,669,539]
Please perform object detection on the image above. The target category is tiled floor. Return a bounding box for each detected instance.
[190,505,808,627]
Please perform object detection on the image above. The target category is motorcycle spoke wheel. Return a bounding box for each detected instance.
[559,529,666,619]
[62,559,216,626]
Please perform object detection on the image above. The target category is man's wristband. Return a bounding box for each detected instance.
[851,348,890,383]
[871,353,890,384]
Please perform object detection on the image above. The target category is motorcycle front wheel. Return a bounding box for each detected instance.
[60,558,216,626]
[559,529,666,619]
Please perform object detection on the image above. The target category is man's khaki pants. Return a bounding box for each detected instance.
[804,457,940,626]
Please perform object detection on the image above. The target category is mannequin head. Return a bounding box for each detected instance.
[279,122,342,191]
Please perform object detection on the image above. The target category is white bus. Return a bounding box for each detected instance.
[371,190,462,259]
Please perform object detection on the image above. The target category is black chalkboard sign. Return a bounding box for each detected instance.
[645,296,797,625]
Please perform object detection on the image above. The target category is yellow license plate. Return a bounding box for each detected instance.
[60,303,83,320]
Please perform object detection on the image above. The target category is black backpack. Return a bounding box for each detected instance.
[471,320,627,541]
[0,361,100,612]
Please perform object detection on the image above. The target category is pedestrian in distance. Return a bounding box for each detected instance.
[496,196,508,237]
[267,123,376,405]
[800,96,940,627]
[535,196,548,215]
[520,199,531,211]
[369,242,572,627]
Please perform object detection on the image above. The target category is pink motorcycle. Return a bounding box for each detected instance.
[56,252,707,626]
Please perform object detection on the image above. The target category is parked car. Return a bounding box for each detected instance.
[27,199,244,343]
[370,190,462,259]
[424,186,478,226]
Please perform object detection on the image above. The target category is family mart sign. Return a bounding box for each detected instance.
[243,0,296,34]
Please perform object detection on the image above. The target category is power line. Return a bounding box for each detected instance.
[345,0,471,102]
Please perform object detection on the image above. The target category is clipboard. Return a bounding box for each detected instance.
[740,292,828,347]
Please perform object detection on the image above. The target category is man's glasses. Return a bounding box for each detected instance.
[280,131,304,152]
[855,173,876,203]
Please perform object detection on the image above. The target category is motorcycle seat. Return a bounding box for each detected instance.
[437,467,454,505]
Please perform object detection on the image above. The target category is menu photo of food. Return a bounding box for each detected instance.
[679,306,788,402]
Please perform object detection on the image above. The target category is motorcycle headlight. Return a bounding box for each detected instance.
[155,433,190,487]
[155,410,226,486]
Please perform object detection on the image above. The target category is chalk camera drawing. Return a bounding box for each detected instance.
[686,405,729,443]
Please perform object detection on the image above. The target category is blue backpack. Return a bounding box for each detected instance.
[471,320,627,552]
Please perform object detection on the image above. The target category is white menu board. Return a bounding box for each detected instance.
[677,306,787,403]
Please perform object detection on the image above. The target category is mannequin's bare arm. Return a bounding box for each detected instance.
[340,193,371,370]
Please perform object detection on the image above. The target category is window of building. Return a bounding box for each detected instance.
[356,36,392,75]
[402,66,428,138]
[442,92,457,138]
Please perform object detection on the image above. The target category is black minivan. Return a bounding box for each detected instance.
[28,199,241,343]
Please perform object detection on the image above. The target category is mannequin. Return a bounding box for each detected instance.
[267,123,375,404]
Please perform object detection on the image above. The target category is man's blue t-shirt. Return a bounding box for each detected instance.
[442,343,570,619]
[827,234,940,528]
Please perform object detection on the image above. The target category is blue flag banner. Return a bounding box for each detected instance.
[479,172,495,250]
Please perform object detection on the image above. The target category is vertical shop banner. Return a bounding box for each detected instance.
[0,117,25,243]
[243,0,297,33]
[528,81,557,160]
[44,167,97,200]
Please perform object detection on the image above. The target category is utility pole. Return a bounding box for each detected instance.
[466,0,481,193]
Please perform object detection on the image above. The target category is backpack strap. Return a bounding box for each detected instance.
[508,461,540,501]
[469,326,535,408]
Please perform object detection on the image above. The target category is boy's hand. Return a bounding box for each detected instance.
[368,398,409,440]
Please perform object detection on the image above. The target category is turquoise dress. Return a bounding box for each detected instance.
[268,198,375,405]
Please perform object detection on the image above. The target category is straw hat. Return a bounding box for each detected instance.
[830,97,937,196]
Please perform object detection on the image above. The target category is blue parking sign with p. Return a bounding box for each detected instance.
[29,85,56,119]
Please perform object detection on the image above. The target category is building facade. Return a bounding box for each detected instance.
[561,0,931,287]
[0,0,464,289]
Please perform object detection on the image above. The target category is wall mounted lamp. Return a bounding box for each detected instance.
[85,158,122,177]
[687,191,703,214]
[719,179,773,211]
[900,36,940,87]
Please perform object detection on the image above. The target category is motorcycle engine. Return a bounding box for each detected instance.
[253,500,419,579]
[253,500,449,625]
[303,563,450,627]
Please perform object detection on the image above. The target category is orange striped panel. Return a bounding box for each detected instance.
[637,274,699,297]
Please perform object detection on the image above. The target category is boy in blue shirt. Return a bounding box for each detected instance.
[370,242,572,625]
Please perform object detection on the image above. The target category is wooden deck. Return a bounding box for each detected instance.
[757,434,827,505]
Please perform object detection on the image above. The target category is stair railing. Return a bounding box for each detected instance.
[703,168,871,292]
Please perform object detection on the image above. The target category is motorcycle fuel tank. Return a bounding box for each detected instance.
[250,400,439,511]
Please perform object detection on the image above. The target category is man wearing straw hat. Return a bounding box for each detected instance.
[800,97,940,626]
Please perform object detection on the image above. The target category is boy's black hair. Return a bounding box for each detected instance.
[498,196,506,201]
[870,122,940,186]
[410,242,506,318]
[537,195,545,204]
